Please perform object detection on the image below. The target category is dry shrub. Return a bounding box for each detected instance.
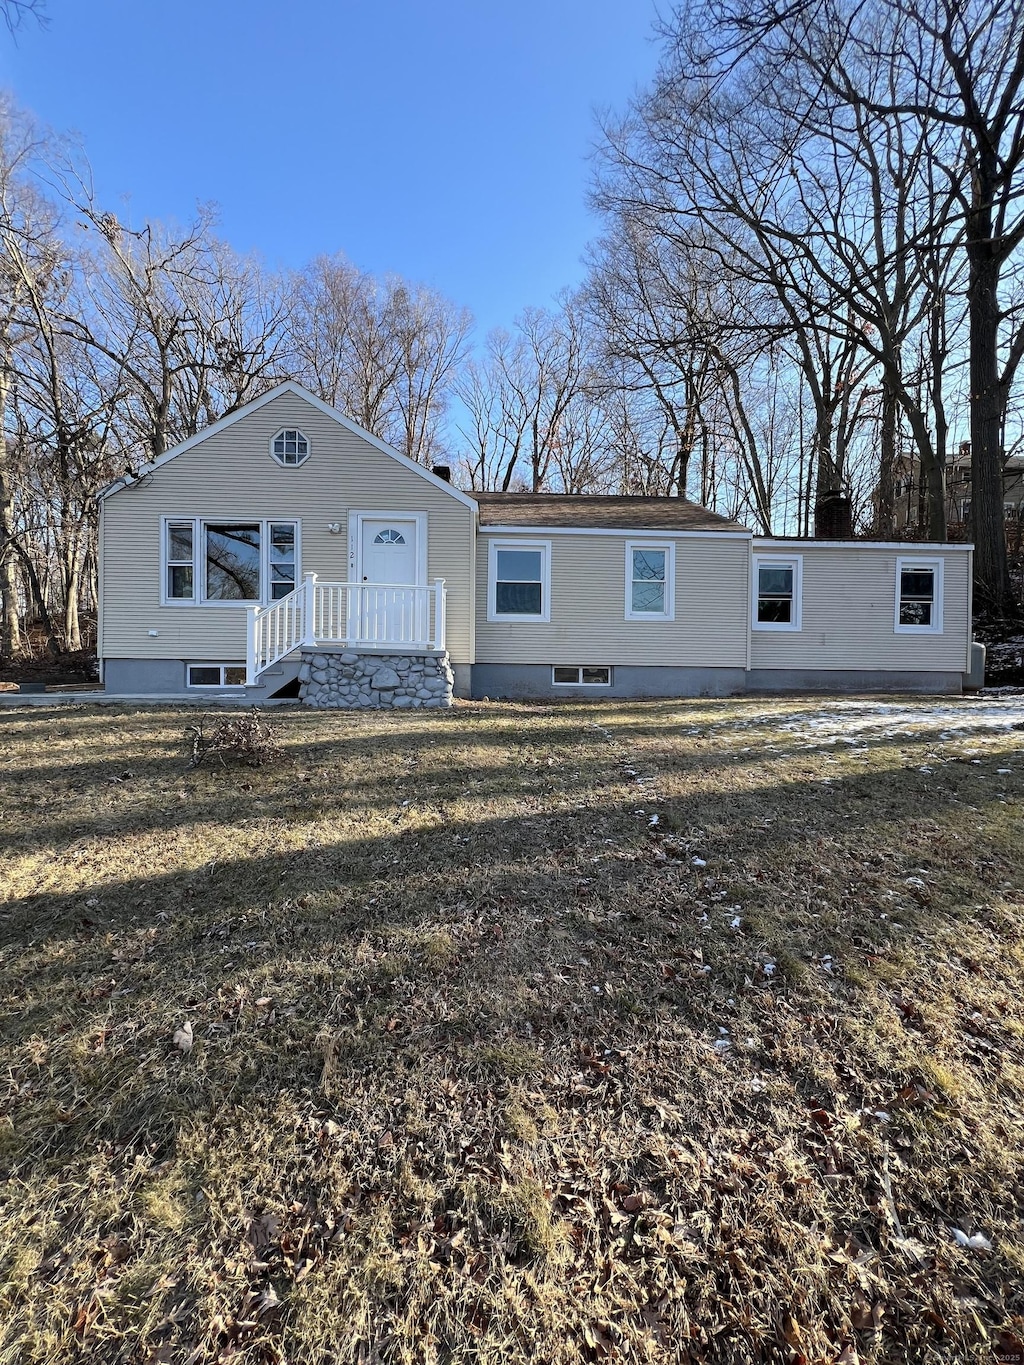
[185,707,280,767]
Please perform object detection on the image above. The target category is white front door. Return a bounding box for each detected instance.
[360,520,418,586]
[355,518,425,644]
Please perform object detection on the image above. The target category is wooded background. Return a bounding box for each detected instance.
[2,0,1023,662]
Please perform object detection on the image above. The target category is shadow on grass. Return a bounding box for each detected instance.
[2,697,1019,860]
[2,699,1024,1363]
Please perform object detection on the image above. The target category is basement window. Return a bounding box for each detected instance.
[187,663,247,688]
[552,666,611,686]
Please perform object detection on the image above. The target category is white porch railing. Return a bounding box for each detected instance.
[247,574,447,684]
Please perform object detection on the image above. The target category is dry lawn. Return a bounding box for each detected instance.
[2,696,1024,1365]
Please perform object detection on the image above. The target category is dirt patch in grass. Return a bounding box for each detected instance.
[2,697,1024,1363]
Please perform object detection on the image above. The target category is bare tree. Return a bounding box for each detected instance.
[584,218,718,499]
[1,0,46,36]
[595,13,965,540]
[289,255,471,463]
[455,298,597,492]
[57,207,289,464]
[0,94,55,657]
[697,0,1024,608]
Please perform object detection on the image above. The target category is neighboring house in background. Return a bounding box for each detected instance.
[97,382,975,703]
[891,444,1024,534]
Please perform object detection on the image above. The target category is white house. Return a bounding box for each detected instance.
[96,382,975,704]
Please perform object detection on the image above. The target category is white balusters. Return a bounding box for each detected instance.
[248,579,448,682]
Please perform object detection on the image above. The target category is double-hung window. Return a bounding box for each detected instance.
[895,556,943,633]
[163,519,298,605]
[166,522,195,600]
[752,554,802,631]
[488,540,551,621]
[625,542,674,620]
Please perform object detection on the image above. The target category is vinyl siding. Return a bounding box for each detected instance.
[475,531,751,667]
[749,542,972,671]
[100,391,476,664]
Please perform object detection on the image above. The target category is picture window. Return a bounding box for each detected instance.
[164,519,299,604]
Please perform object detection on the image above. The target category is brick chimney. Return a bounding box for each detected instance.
[814,489,853,539]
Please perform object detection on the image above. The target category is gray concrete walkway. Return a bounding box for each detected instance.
[0,690,294,708]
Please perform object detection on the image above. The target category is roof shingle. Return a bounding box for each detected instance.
[474,492,749,533]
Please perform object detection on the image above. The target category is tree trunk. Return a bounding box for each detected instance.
[877,384,896,538]
[64,545,82,651]
[0,359,22,661]
[7,536,60,653]
[968,213,1013,613]
[898,400,946,541]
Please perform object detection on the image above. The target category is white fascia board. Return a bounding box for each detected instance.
[479,524,752,540]
[98,381,479,511]
[756,537,973,552]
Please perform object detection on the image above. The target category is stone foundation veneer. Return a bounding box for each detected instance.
[298,650,454,708]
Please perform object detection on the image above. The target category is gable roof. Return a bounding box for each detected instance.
[97,381,479,510]
[475,492,749,534]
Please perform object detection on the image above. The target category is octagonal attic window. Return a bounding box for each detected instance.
[271,429,309,466]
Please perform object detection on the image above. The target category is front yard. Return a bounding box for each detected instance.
[2,696,1024,1364]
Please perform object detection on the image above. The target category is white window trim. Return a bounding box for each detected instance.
[895,555,944,634]
[165,518,195,603]
[624,541,675,621]
[752,553,803,632]
[269,428,310,467]
[487,538,551,623]
[161,518,301,608]
[552,666,612,686]
[348,510,428,585]
[186,663,248,688]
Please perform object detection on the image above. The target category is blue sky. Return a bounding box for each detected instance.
[2,0,663,337]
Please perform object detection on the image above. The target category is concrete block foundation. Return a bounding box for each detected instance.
[471,663,747,700]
